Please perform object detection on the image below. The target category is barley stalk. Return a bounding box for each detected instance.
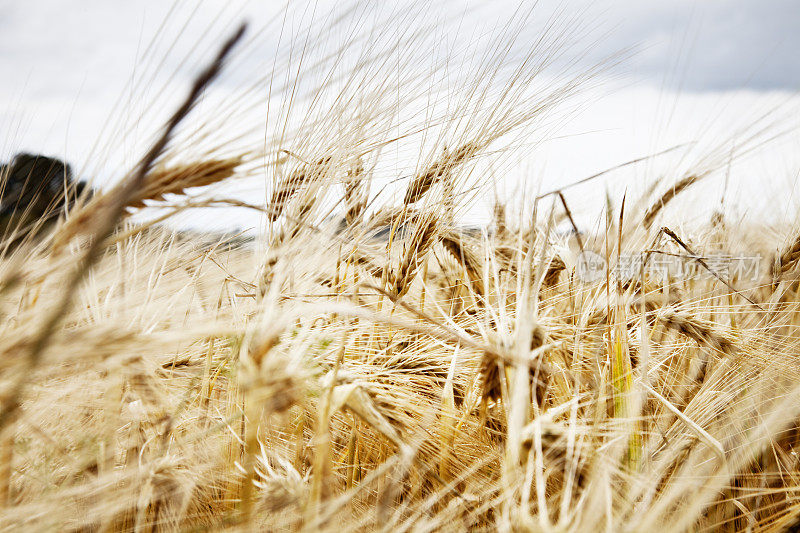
[642,175,701,228]
[403,143,480,205]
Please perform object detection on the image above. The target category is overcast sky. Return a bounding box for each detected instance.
[1,0,798,229]
[568,0,800,91]
[2,1,798,94]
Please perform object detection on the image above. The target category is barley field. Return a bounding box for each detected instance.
[1,3,800,532]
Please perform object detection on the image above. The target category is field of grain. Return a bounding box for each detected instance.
[2,5,800,532]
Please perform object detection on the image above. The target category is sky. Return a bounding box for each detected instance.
[1,0,798,230]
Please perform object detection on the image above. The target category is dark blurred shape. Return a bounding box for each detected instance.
[0,153,87,244]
